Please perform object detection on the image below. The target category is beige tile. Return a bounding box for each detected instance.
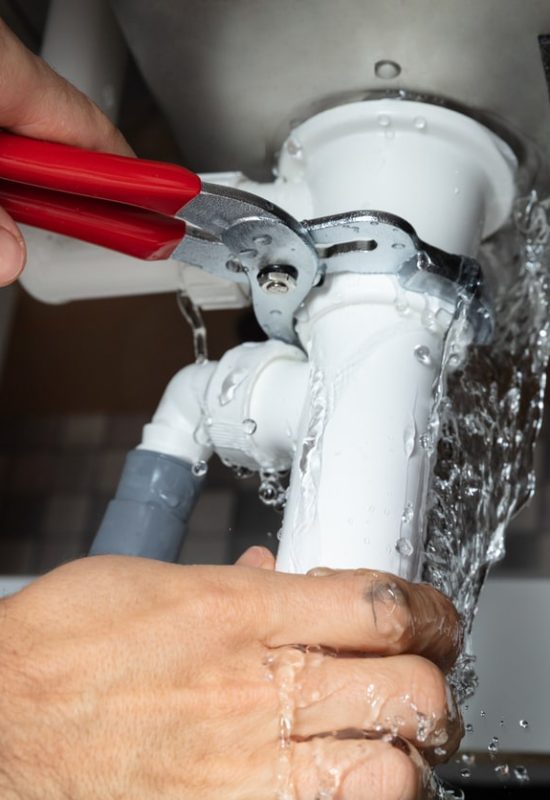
[43,494,91,538]
[54,453,95,492]
[11,452,59,493]
[94,449,127,494]
[0,538,37,575]
[63,415,107,447]
[38,539,87,574]
[187,490,236,535]
[106,415,149,447]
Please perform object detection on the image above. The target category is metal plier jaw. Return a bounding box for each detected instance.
[0,132,491,345]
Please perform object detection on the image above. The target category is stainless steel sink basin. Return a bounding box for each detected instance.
[112,0,550,186]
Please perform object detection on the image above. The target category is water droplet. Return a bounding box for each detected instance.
[242,418,257,435]
[465,724,474,733]
[422,305,438,332]
[377,113,391,127]
[495,764,510,777]
[286,137,303,157]
[519,719,529,729]
[448,351,461,368]
[488,737,499,754]
[401,503,414,524]
[414,116,427,130]
[480,710,487,718]
[159,491,180,508]
[461,753,475,766]
[453,186,461,196]
[403,420,416,456]
[392,241,406,249]
[513,765,529,783]
[374,60,401,79]
[231,465,254,480]
[419,432,435,452]
[396,537,414,557]
[259,481,277,504]
[219,369,248,406]
[499,719,505,728]
[434,746,447,757]
[417,251,429,270]
[460,768,471,779]
[193,423,211,447]
[414,344,433,366]
[192,460,208,477]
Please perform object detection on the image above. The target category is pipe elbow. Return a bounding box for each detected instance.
[140,360,216,463]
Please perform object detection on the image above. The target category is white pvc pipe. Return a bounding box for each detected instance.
[203,340,308,472]
[139,341,308,471]
[276,274,455,579]
[240,100,517,257]
[140,361,216,464]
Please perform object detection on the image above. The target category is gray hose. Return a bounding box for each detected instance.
[90,449,205,561]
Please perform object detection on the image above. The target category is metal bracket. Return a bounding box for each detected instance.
[307,210,492,342]
[175,187,491,345]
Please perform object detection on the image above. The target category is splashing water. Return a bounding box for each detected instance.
[177,289,208,363]
[423,192,550,702]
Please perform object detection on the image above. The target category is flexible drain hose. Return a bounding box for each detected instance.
[89,449,204,561]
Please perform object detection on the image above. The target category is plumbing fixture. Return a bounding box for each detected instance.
[0,98,518,577]
[56,99,515,578]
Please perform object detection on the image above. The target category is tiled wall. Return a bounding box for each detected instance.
[0,409,549,577]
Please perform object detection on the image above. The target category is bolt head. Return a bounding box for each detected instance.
[257,266,297,295]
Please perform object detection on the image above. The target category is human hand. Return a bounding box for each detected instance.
[0,554,461,799]
[0,19,132,287]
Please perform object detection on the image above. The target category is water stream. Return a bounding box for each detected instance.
[266,192,550,799]
[424,192,550,703]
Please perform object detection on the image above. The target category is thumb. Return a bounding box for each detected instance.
[235,546,276,570]
[0,207,26,286]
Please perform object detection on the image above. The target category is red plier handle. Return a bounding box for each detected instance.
[0,132,202,260]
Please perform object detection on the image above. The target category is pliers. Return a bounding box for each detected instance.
[0,132,490,343]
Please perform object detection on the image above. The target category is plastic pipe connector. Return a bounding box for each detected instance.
[140,360,216,463]
[90,449,204,561]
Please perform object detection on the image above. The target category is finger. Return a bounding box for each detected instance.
[235,546,276,570]
[286,651,462,761]
[290,736,429,800]
[0,20,132,156]
[0,207,25,286]
[262,569,462,671]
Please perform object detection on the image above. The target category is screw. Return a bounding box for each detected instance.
[257,266,297,295]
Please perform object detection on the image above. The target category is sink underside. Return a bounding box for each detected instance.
[112,0,550,188]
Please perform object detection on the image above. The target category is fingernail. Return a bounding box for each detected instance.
[0,227,25,285]
[307,567,337,577]
[245,546,269,567]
